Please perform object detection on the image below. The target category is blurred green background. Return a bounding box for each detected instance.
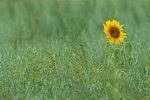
[0,0,150,99]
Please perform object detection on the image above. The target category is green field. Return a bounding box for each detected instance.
[0,0,150,99]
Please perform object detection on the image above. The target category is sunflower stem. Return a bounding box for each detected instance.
[122,42,127,71]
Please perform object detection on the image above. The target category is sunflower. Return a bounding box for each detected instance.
[103,20,127,45]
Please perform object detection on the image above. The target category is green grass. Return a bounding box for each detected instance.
[0,0,150,99]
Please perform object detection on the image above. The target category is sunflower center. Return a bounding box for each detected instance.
[109,27,120,38]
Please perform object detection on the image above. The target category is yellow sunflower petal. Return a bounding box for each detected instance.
[103,20,127,45]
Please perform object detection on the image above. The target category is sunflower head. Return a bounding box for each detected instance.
[103,20,127,45]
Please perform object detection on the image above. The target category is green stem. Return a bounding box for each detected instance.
[122,42,127,71]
